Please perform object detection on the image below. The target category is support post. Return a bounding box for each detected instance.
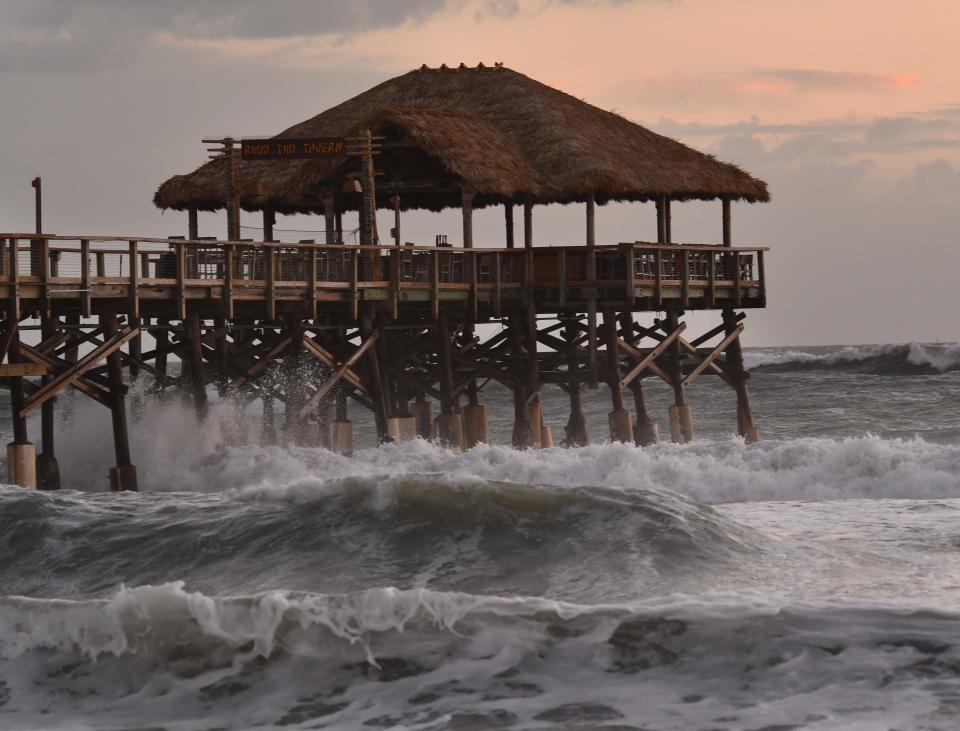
[323,194,336,245]
[436,313,463,449]
[604,309,633,443]
[263,207,276,242]
[665,310,692,443]
[523,201,533,249]
[6,319,36,489]
[563,318,588,446]
[186,312,208,420]
[585,193,598,387]
[102,313,138,491]
[361,308,390,443]
[509,315,534,448]
[188,207,199,240]
[620,311,659,446]
[37,314,60,489]
[504,203,514,248]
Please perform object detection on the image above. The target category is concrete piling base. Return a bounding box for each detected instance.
[436,413,464,451]
[540,425,553,448]
[36,453,61,490]
[414,400,433,439]
[388,416,418,442]
[635,419,660,446]
[608,409,634,443]
[6,442,36,489]
[332,420,354,456]
[463,404,488,448]
[108,463,139,492]
[525,403,543,448]
[668,405,694,443]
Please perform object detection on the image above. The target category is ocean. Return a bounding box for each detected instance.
[1,341,959,730]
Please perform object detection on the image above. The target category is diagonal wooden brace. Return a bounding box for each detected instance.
[297,330,380,419]
[619,322,686,387]
[21,326,138,416]
[302,335,367,393]
[681,324,744,388]
[229,327,304,389]
[19,343,114,408]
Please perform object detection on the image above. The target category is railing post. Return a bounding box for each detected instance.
[681,248,690,307]
[757,250,766,306]
[708,248,717,307]
[176,241,186,320]
[40,237,50,318]
[309,246,318,320]
[624,244,635,304]
[224,244,235,319]
[493,251,501,318]
[733,251,742,307]
[80,239,91,317]
[468,250,477,321]
[265,243,276,321]
[430,249,439,320]
[96,251,105,278]
[558,249,566,307]
[654,247,662,309]
[9,238,20,320]
[389,247,400,320]
[350,247,359,321]
[128,240,139,320]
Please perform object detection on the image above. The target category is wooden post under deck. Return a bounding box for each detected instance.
[563,318,588,447]
[604,309,633,443]
[586,193,599,387]
[37,313,60,489]
[5,318,36,489]
[722,198,760,442]
[504,203,514,248]
[621,311,658,445]
[102,313,138,491]
[185,312,208,420]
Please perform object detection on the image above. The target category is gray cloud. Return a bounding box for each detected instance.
[0,0,448,71]
[754,68,919,93]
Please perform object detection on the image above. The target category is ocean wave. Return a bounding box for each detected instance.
[2,584,960,730]
[745,342,960,374]
[0,477,757,601]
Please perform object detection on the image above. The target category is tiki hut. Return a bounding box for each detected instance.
[154,63,768,243]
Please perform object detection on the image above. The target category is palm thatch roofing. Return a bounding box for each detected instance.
[154,63,769,214]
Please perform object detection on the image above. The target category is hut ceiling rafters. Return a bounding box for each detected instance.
[153,63,769,215]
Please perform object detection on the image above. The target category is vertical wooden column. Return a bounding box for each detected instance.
[523,201,533,248]
[323,194,336,245]
[213,316,229,398]
[656,198,665,244]
[361,307,390,442]
[664,310,692,443]
[563,318,588,446]
[282,318,307,444]
[5,319,36,489]
[392,195,401,246]
[153,319,169,394]
[435,312,464,449]
[186,312,208,420]
[102,313,138,491]
[461,188,486,446]
[335,211,343,244]
[620,311,659,445]
[604,309,633,443]
[508,314,534,448]
[664,196,672,244]
[188,207,199,240]
[263,207,275,242]
[585,193,599,388]
[504,203,515,248]
[722,198,759,442]
[37,314,60,489]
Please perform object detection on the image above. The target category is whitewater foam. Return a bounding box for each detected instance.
[746,341,960,373]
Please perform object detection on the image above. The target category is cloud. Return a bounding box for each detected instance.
[746,68,921,94]
[0,0,449,71]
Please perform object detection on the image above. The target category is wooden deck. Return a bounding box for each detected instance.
[0,234,767,322]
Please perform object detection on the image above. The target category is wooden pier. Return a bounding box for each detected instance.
[1,63,772,490]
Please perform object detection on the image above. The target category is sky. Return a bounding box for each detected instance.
[0,0,958,346]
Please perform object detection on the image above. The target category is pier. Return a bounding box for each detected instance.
[0,63,770,490]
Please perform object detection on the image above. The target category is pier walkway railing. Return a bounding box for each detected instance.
[0,235,767,319]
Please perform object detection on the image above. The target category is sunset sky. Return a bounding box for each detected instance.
[1,0,957,345]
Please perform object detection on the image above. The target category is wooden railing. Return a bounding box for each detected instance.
[0,234,767,317]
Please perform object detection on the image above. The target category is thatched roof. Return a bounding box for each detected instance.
[154,63,769,214]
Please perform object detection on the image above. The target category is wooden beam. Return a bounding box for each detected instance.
[681,324,743,388]
[298,330,380,418]
[301,336,367,393]
[21,325,138,416]
[619,322,686,387]
[19,343,112,408]
[0,363,47,377]
[229,327,302,389]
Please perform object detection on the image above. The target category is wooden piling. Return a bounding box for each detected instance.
[102,313,138,491]
[185,312,208,420]
[604,309,633,443]
[5,318,36,489]
[562,319,589,446]
[620,311,658,446]
[37,314,61,489]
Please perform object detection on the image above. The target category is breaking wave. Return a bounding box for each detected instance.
[746,342,960,374]
[3,584,960,730]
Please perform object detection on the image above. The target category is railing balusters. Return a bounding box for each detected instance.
[128,240,139,320]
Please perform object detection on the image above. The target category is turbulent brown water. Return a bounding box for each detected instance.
[1,342,959,730]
